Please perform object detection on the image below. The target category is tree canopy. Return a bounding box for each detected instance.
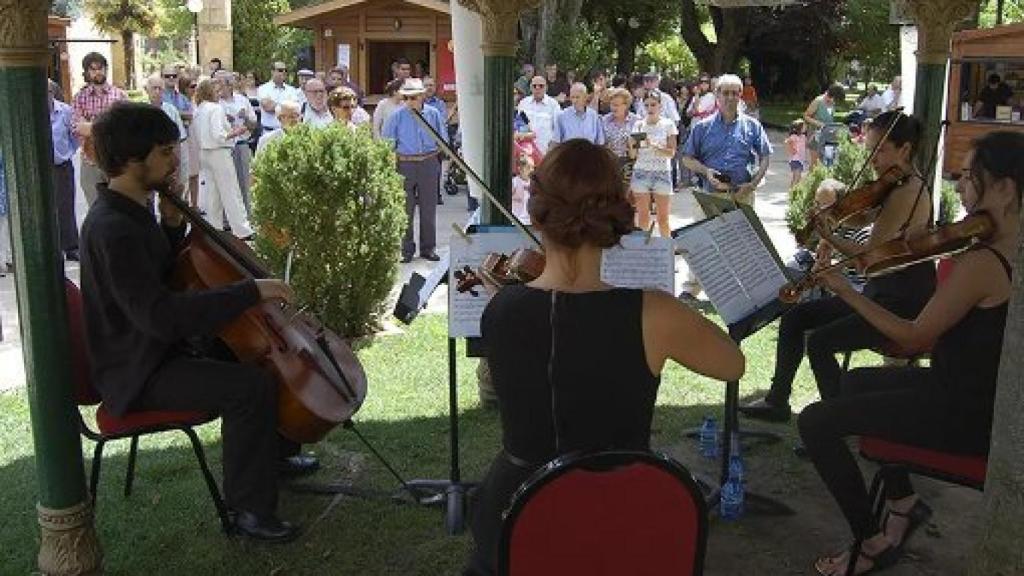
[82,0,159,89]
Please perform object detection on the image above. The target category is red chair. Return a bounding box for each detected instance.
[498,450,708,576]
[66,279,231,532]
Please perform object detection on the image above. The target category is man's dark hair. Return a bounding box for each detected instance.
[210,57,222,69]
[92,102,179,178]
[826,83,845,102]
[988,73,1002,84]
[82,52,107,71]
[396,57,410,67]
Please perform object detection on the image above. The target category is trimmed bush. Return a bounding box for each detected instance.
[786,134,870,238]
[251,123,406,337]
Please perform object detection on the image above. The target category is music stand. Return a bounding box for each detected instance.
[672,204,794,517]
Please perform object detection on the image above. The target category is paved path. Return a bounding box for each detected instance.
[0,130,797,392]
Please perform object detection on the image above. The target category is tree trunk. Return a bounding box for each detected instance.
[122,30,135,90]
[519,9,539,65]
[679,0,750,75]
[534,0,583,67]
[968,209,1024,575]
[615,35,637,75]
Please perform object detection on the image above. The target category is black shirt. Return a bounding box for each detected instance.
[977,82,1013,118]
[80,185,260,416]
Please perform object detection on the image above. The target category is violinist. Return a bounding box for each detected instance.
[81,102,310,542]
[798,131,1022,576]
[741,111,936,423]
[464,140,745,575]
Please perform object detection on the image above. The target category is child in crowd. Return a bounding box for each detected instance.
[511,155,534,224]
[785,119,808,188]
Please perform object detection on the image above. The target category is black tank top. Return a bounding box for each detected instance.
[931,245,1012,438]
[481,285,660,464]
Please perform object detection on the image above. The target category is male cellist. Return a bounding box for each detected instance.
[81,101,310,541]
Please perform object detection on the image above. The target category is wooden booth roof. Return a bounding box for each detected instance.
[276,0,451,27]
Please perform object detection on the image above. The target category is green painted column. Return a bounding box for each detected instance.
[482,54,516,225]
[0,3,102,574]
[907,0,977,221]
[460,0,539,226]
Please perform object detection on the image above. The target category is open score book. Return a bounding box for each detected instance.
[673,207,792,326]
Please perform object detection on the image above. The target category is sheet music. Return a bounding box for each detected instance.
[674,209,789,326]
[448,230,534,338]
[600,234,675,294]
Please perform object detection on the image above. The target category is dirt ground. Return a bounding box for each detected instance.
[659,422,982,576]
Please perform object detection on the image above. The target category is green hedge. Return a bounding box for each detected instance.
[251,124,406,337]
[785,134,869,238]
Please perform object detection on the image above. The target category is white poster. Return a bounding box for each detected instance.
[337,44,351,69]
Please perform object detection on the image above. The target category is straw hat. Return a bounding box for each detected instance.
[398,78,426,96]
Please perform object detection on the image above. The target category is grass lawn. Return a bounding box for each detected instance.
[0,311,874,575]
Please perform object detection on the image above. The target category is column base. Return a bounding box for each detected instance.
[37,500,103,576]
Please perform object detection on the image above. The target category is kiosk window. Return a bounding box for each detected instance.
[958,60,1024,123]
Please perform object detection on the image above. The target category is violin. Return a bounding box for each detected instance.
[795,166,909,246]
[157,188,368,444]
[408,108,547,285]
[780,212,994,303]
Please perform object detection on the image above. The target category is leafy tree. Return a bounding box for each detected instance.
[233,0,311,79]
[547,18,615,77]
[840,0,899,83]
[154,0,195,44]
[521,0,584,68]
[978,0,1024,26]
[83,0,159,89]
[51,0,83,18]
[582,0,679,73]
[636,33,699,80]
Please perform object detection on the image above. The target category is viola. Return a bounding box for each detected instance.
[780,212,994,303]
[156,188,368,444]
[795,166,909,246]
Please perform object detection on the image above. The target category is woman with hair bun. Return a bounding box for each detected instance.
[463,139,746,576]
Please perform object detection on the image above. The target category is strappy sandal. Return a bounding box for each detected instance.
[883,499,933,551]
[814,541,902,576]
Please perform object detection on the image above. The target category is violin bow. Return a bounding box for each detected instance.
[847,107,905,192]
[407,107,543,249]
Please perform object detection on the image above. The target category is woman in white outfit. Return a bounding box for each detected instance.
[194,77,254,239]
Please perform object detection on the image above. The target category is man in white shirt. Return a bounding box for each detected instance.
[882,76,902,111]
[858,84,887,117]
[256,101,302,156]
[257,62,298,133]
[634,72,680,123]
[302,78,333,127]
[217,71,258,215]
[145,74,187,187]
[516,75,561,154]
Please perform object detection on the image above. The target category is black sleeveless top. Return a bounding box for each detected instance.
[481,285,660,464]
[931,245,1012,441]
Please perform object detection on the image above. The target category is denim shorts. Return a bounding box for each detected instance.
[630,169,673,196]
[789,160,804,172]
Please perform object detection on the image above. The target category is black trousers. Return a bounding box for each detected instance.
[398,158,440,259]
[135,356,281,517]
[798,367,989,539]
[766,293,919,405]
[52,161,78,252]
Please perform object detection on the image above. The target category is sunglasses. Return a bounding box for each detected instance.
[189,83,197,89]
[163,74,178,79]
[403,95,420,100]
[275,68,287,73]
[531,84,546,88]
[336,105,353,110]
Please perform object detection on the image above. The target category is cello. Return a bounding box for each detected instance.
[156,188,368,444]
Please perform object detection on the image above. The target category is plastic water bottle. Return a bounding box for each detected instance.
[698,416,718,460]
[720,432,746,520]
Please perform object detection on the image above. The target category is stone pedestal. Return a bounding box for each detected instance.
[199,0,233,70]
[38,502,103,576]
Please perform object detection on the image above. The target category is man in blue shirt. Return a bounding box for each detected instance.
[682,73,772,205]
[49,79,79,260]
[383,78,448,263]
[551,83,605,146]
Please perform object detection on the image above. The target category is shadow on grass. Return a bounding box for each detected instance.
[0,399,983,576]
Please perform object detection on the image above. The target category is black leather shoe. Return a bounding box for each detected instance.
[279,454,320,477]
[738,398,792,422]
[65,249,80,262]
[420,252,441,262]
[400,254,414,264]
[232,511,299,543]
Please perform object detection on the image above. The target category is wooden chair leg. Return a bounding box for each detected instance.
[124,435,140,498]
[182,427,232,533]
[89,439,106,503]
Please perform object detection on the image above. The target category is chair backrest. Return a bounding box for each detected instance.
[65,279,101,406]
[499,450,708,576]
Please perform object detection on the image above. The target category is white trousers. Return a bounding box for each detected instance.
[199,148,253,238]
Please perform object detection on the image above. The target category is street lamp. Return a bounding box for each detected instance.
[187,0,204,67]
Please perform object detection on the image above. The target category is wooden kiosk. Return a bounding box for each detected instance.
[275,0,455,103]
[945,23,1024,176]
